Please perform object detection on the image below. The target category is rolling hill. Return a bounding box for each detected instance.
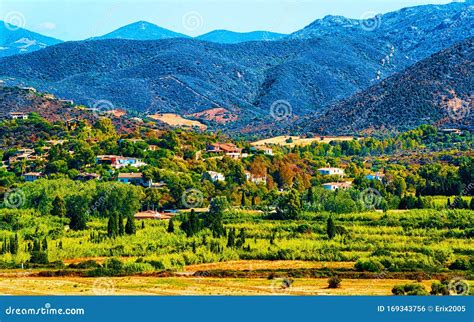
[0,22,63,57]
[299,37,473,135]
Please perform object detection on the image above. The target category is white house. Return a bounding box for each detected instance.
[251,146,274,156]
[97,155,147,169]
[8,112,28,120]
[365,173,385,181]
[322,182,352,191]
[245,171,267,184]
[318,167,345,177]
[204,171,225,182]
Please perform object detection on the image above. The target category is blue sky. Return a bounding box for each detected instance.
[1,0,455,40]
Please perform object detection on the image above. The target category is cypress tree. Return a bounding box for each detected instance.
[307,187,315,204]
[227,228,236,248]
[236,228,246,248]
[118,213,125,236]
[167,219,175,233]
[125,216,136,235]
[241,190,246,207]
[107,213,117,238]
[327,217,336,240]
[10,234,19,255]
[42,237,48,251]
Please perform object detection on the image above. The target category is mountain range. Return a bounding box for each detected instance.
[0,1,472,136]
[0,21,287,58]
[0,22,62,57]
[298,37,473,135]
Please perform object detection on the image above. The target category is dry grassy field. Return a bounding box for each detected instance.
[148,113,207,130]
[251,136,356,147]
[184,260,355,272]
[0,276,437,296]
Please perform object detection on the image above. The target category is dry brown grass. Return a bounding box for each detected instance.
[0,276,438,296]
[148,113,207,130]
[184,260,355,272]
[251,136,356,147]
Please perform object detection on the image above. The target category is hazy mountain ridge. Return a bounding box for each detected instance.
[197,30,286,43]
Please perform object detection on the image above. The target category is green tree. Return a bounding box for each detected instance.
[181,209,202,237]
[236,228,246,248]
[125,216,136,235]
[275,189,302,220]
[327,217,336,240]
[206,197,228,237]
[118,213,125,236]
[10,234,19,255]
[51,196,66,217]
[227,228,236,248]
[66,195,89,230]
[107,213,118,238]
[167,219,175,233]
[241,190,246,207]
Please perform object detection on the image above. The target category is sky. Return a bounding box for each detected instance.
[0,0,457,40]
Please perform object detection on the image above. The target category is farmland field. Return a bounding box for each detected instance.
[251,135,356,147]
[0,275,450,296]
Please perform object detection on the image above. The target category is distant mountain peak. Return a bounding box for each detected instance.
[92,21,188,41]
[0,22,62,57]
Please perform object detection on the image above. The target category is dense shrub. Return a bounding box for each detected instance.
[392,283,428,296]
[355,259,384,272]
[328,276,341,289]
